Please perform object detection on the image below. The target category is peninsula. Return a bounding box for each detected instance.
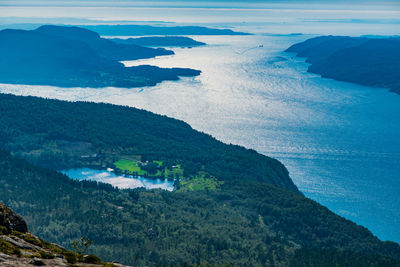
[0,26,201,88]
[286,36,400,94]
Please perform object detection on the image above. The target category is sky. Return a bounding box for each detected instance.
[1,0,399,6]
[1,0,398,25]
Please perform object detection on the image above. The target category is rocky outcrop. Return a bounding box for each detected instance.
[0,202,127,266]
[0,202,28,234]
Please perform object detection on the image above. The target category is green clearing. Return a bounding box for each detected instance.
[114,158,171,178]
[153,160,163,166]
[114,159,147,176]
[178,172,224,192]
[164,164,183,179]
[114,158,221,192]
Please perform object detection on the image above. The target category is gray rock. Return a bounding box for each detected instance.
[0,203,28,233]
[30,258,45,266]
[0,235,37,250]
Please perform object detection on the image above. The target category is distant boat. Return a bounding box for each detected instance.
[236,44,264,55]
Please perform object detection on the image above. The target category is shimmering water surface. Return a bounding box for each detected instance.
[0,2,399,242]
[62,168,174,191]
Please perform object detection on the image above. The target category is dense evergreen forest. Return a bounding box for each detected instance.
[0,202,113,266]
[1,151,399,266]
[0,93,399,266]
[35,25,174,61]
[0,26,200,88]
[0,93,298,192]
[286,36,400,94]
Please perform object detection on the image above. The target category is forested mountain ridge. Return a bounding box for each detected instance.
[286,36,400,94]
[35,25,174,60]
[1,150,399,266]
[0,93,400,265]
[81,24,251,36]
[0,27,200,88]
[0,93,298,192]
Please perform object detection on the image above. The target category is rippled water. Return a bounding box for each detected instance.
[1,33,399,242]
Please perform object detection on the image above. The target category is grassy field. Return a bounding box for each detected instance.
[164,164,183,179]
[178,172,224,192]
[114,158,221,192]
[114,159,147,176]
[153,160,163,166]
[114,158,180,178]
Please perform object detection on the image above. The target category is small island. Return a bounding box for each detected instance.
[286,36,400,94]
[111,36,206,47]
[0,26,201,88]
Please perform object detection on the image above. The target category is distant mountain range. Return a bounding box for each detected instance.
[35,25,174,60]
[286,36,400,95]
[0,23,252,36]
[81,24,251,36]
[0,25,200,88]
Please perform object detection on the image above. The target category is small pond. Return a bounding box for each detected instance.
[62,168,175,191]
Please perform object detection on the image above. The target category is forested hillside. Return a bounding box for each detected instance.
[0,93,298,192]
[0,202,119,266]
[0,27,200,88]
[0,94,399,265]
[1,150,399,266]
[35,25,174,60]
[286,36,400,94]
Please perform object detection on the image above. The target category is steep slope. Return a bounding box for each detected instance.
[0,203,122,266]
[0,203,28,234]
[0,93,298,192]
[286,36,400,94]
[35,25,174,60]
[0,28,200,88]
[0,151,399,266]
[0,94,399,265]
[286,36,367,62]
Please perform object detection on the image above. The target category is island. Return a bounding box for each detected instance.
[34,25,175,60]
[0,26,201,88]
[111,36,206,47]
[286,36,400,94]
[0,93,399,266]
